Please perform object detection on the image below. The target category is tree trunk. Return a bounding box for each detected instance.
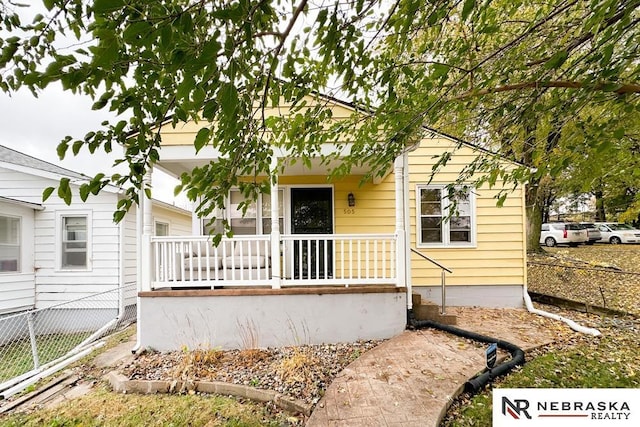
[526,178,544,252]
[594,189,606,221]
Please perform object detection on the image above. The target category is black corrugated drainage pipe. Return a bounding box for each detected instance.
[407,310,525,394]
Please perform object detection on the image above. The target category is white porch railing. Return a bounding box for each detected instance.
[150,234,397,289]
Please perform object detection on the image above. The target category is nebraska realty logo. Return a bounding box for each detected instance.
[493,389,640,426]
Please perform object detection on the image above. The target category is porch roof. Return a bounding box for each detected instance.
[155,143,391,181]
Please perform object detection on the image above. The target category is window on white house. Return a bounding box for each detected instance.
[61,216,88,269]
[417,186,474,246]
[229,190,258,235]
[155,221,169,236]
[0,215,20,272]
[228,189,284,235]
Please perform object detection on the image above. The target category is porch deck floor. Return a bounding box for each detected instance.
[307,307,565,427]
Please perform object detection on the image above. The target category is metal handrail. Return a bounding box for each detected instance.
[411,248,452,314]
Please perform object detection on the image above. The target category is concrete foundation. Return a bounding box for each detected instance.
[414,285,524,308]
[139,287,407,350]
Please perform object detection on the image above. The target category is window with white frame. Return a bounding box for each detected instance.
[417,185,475,247]
[0,215,20,272]
[155,221,169,236]
[227,189,284,235]
[61,215,88,269]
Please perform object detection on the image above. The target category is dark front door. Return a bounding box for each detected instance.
[291,188,333,279]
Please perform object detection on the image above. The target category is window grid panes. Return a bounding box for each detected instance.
[155,222,169,236]
[0,216,20,272]
[62,216,87,269]
[229,190,257,235]
[418,186,473,246]
[420,189,443,243]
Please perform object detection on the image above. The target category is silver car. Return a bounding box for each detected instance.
[540,223,588,247]
[579,222,602,245]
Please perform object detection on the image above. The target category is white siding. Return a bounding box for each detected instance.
[152,203,192,235]
[122,203,138,306]
[0,201,35,313]
[0,166,122,308]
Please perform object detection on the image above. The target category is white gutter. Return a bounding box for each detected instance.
[401,141,421,310]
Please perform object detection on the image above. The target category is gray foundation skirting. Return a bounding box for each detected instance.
[104,371,313,416]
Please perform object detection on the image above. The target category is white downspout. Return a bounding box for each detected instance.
[133,168,154,353]
[394,156,406,294]
[403,150,412,309]
[520,187,600,336]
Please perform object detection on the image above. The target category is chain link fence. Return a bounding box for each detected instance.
[0,284,137,390]
[528,261,640,316]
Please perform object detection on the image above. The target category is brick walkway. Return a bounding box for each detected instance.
[307,308,568,426]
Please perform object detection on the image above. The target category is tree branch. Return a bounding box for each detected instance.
[261,0,309,124]
[453,80,640,100]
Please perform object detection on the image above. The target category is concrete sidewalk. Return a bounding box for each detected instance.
[307,308,568,426]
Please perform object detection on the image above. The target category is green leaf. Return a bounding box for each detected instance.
[113,210,126,223]
[58,178,72,205]
[613,128,625,139]
[544,50,568,69]
[194,127,211,152]
[79,184,90,201]
[93,0,126,14]
[219,83,238,116]
[462,0,476,20]
[57,141,69,160]
[42,0,55,11]
[42,186,55,202]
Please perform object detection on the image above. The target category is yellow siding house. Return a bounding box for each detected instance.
[135,95,526,351]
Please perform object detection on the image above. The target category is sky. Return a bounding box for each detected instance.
[0,84,185,207]
[0,2,185,208]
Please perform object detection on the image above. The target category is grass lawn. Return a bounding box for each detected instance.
[444,244,640,426]
[0,332,90,383]
[0,385,296,426]
[442,316,640,426]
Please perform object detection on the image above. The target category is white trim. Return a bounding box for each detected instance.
[415,184,477,248]
[0,161,121,193]
[54,210,93,272]
[0,196,45,211]
[0,213,21,273]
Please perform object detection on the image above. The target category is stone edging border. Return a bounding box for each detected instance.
[104,371,313,416]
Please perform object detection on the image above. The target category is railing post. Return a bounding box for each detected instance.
[269,156,281,289]
[27,312,40,370]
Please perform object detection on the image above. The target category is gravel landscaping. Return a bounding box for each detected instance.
[121,340,382,406]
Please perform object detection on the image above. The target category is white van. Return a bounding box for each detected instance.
[540,223,588,247]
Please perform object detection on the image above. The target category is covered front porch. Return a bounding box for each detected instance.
[139,146,413,294]
[135,146,414,349]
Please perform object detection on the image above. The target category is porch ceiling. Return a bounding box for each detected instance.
[156,146,382,179]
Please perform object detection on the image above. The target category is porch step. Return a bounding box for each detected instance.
[411,293,457,325]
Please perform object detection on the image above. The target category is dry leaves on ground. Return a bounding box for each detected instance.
[528,245,640,316]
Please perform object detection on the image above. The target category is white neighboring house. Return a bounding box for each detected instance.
[0,144,191,316]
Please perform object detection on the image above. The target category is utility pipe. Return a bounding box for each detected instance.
[523,285,601,336]
[407,313,525,394]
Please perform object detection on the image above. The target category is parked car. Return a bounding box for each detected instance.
[595,222,640,244]
[579,222,602,245]
[540,222,588,247]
